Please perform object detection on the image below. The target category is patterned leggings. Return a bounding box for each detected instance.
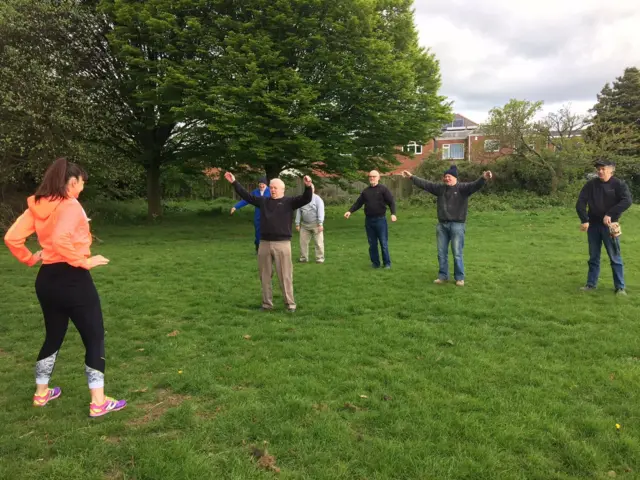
[35,263,106,389]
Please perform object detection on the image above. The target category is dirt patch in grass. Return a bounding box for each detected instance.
[103,468,125,480]
[250,442,281,474]
[196,405,223,420]
[128,388,191,426]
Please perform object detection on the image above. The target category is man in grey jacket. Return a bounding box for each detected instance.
[295,184,325,263]
[403,165,492,286]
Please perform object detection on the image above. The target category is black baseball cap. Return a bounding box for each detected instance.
[594,158,615,167]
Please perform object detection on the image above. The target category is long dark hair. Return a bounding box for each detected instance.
[34,157,88,201]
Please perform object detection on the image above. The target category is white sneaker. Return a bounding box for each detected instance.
[434,278,447,284]
[455,280,465,287]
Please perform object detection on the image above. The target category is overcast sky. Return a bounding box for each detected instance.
[413,0,640,123]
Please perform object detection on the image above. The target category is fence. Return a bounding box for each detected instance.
[208,178,262,200]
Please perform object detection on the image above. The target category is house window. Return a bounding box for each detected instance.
[452,118,464,128]
[442,143,464,160]
[405,142,422,155]
[484,140,500,152]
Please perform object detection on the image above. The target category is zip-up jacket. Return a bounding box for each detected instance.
[5,196,93,269]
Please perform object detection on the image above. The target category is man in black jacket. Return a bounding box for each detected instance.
[344,170,397,269]
[225,172,313,312]
[576,158,632,295]
[402,165,492,286]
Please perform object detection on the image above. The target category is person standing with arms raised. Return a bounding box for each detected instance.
[402,165,492,286]
[225,172,313,312]
[344,170,397,269]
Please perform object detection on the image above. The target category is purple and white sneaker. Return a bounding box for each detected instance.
[33,387,62,407]
[89,397,127,418]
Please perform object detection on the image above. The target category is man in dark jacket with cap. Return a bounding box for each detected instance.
[402,165,492,286]
[230,177,271,252]
[576,158,632,295]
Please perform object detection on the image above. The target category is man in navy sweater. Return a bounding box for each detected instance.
[403,165,492,286]
[576,158,632,295]
[344,170,397,269]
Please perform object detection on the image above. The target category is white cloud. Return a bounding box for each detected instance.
[414,0,640,123]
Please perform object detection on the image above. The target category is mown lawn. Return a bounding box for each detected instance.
[1,202,639,480]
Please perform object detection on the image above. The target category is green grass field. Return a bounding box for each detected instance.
[1,202,640,480]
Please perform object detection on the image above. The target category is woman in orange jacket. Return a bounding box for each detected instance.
[4,158,126,417]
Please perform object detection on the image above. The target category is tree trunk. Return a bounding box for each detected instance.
[264,164,281,182]
[147,160,162,220]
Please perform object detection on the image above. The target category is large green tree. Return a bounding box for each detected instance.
[0,0,140,201]
[96,0,222,217]
[586,67,640,157]
[181,0,451,180]
[2,0,451,216]
[1,0,227,216]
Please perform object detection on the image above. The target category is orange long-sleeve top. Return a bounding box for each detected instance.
[4,196,93,269]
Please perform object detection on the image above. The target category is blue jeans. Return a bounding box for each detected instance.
[365,216,390,267]
[587,223,624,289]
[436,222,465,281]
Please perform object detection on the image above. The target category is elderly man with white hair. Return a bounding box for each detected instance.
[225,172,313,312]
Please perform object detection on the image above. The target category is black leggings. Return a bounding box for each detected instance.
[35,263,105,385]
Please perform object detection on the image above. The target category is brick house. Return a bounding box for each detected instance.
[389,113,588,175]
[388,114,505,175]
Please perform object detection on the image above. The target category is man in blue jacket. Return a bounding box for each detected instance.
[230,176,271,253]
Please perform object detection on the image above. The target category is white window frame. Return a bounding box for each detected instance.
[484,139,500,152]
[405,141,422,155]
[442,143,464,160]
